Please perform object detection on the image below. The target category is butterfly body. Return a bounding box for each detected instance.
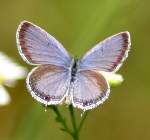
[70,59,79,82]
[16,21,131,110]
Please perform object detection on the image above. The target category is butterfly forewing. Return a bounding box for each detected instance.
[79,32,131,72]
[16,21,72,67]
[71,70,110,110]
[27,65,70,105]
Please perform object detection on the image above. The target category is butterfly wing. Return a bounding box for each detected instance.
[79,32,131,72]
[16,21,72,68]
[71,70,110,110]
[27,65,71,105]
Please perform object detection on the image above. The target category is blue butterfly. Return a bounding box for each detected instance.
[16,21,131,110]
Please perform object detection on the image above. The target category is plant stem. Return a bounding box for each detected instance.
[49,106,73,137]
[49,105,89,140]
[78,111,89,133]
[69,105,79,140]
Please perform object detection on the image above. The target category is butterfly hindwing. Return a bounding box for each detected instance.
[71,70,110,110]
[27,65,70,105]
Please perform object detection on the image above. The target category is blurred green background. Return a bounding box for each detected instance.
[0,0,150,139]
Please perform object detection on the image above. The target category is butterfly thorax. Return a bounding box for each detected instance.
[70,59,78,82]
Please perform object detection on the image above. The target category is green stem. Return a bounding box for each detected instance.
[49,106,73,137]
[78,111,89,133]
[49,105,89,140]
[69,105,79,140]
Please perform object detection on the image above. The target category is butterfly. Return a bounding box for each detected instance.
[16,21,131,110]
